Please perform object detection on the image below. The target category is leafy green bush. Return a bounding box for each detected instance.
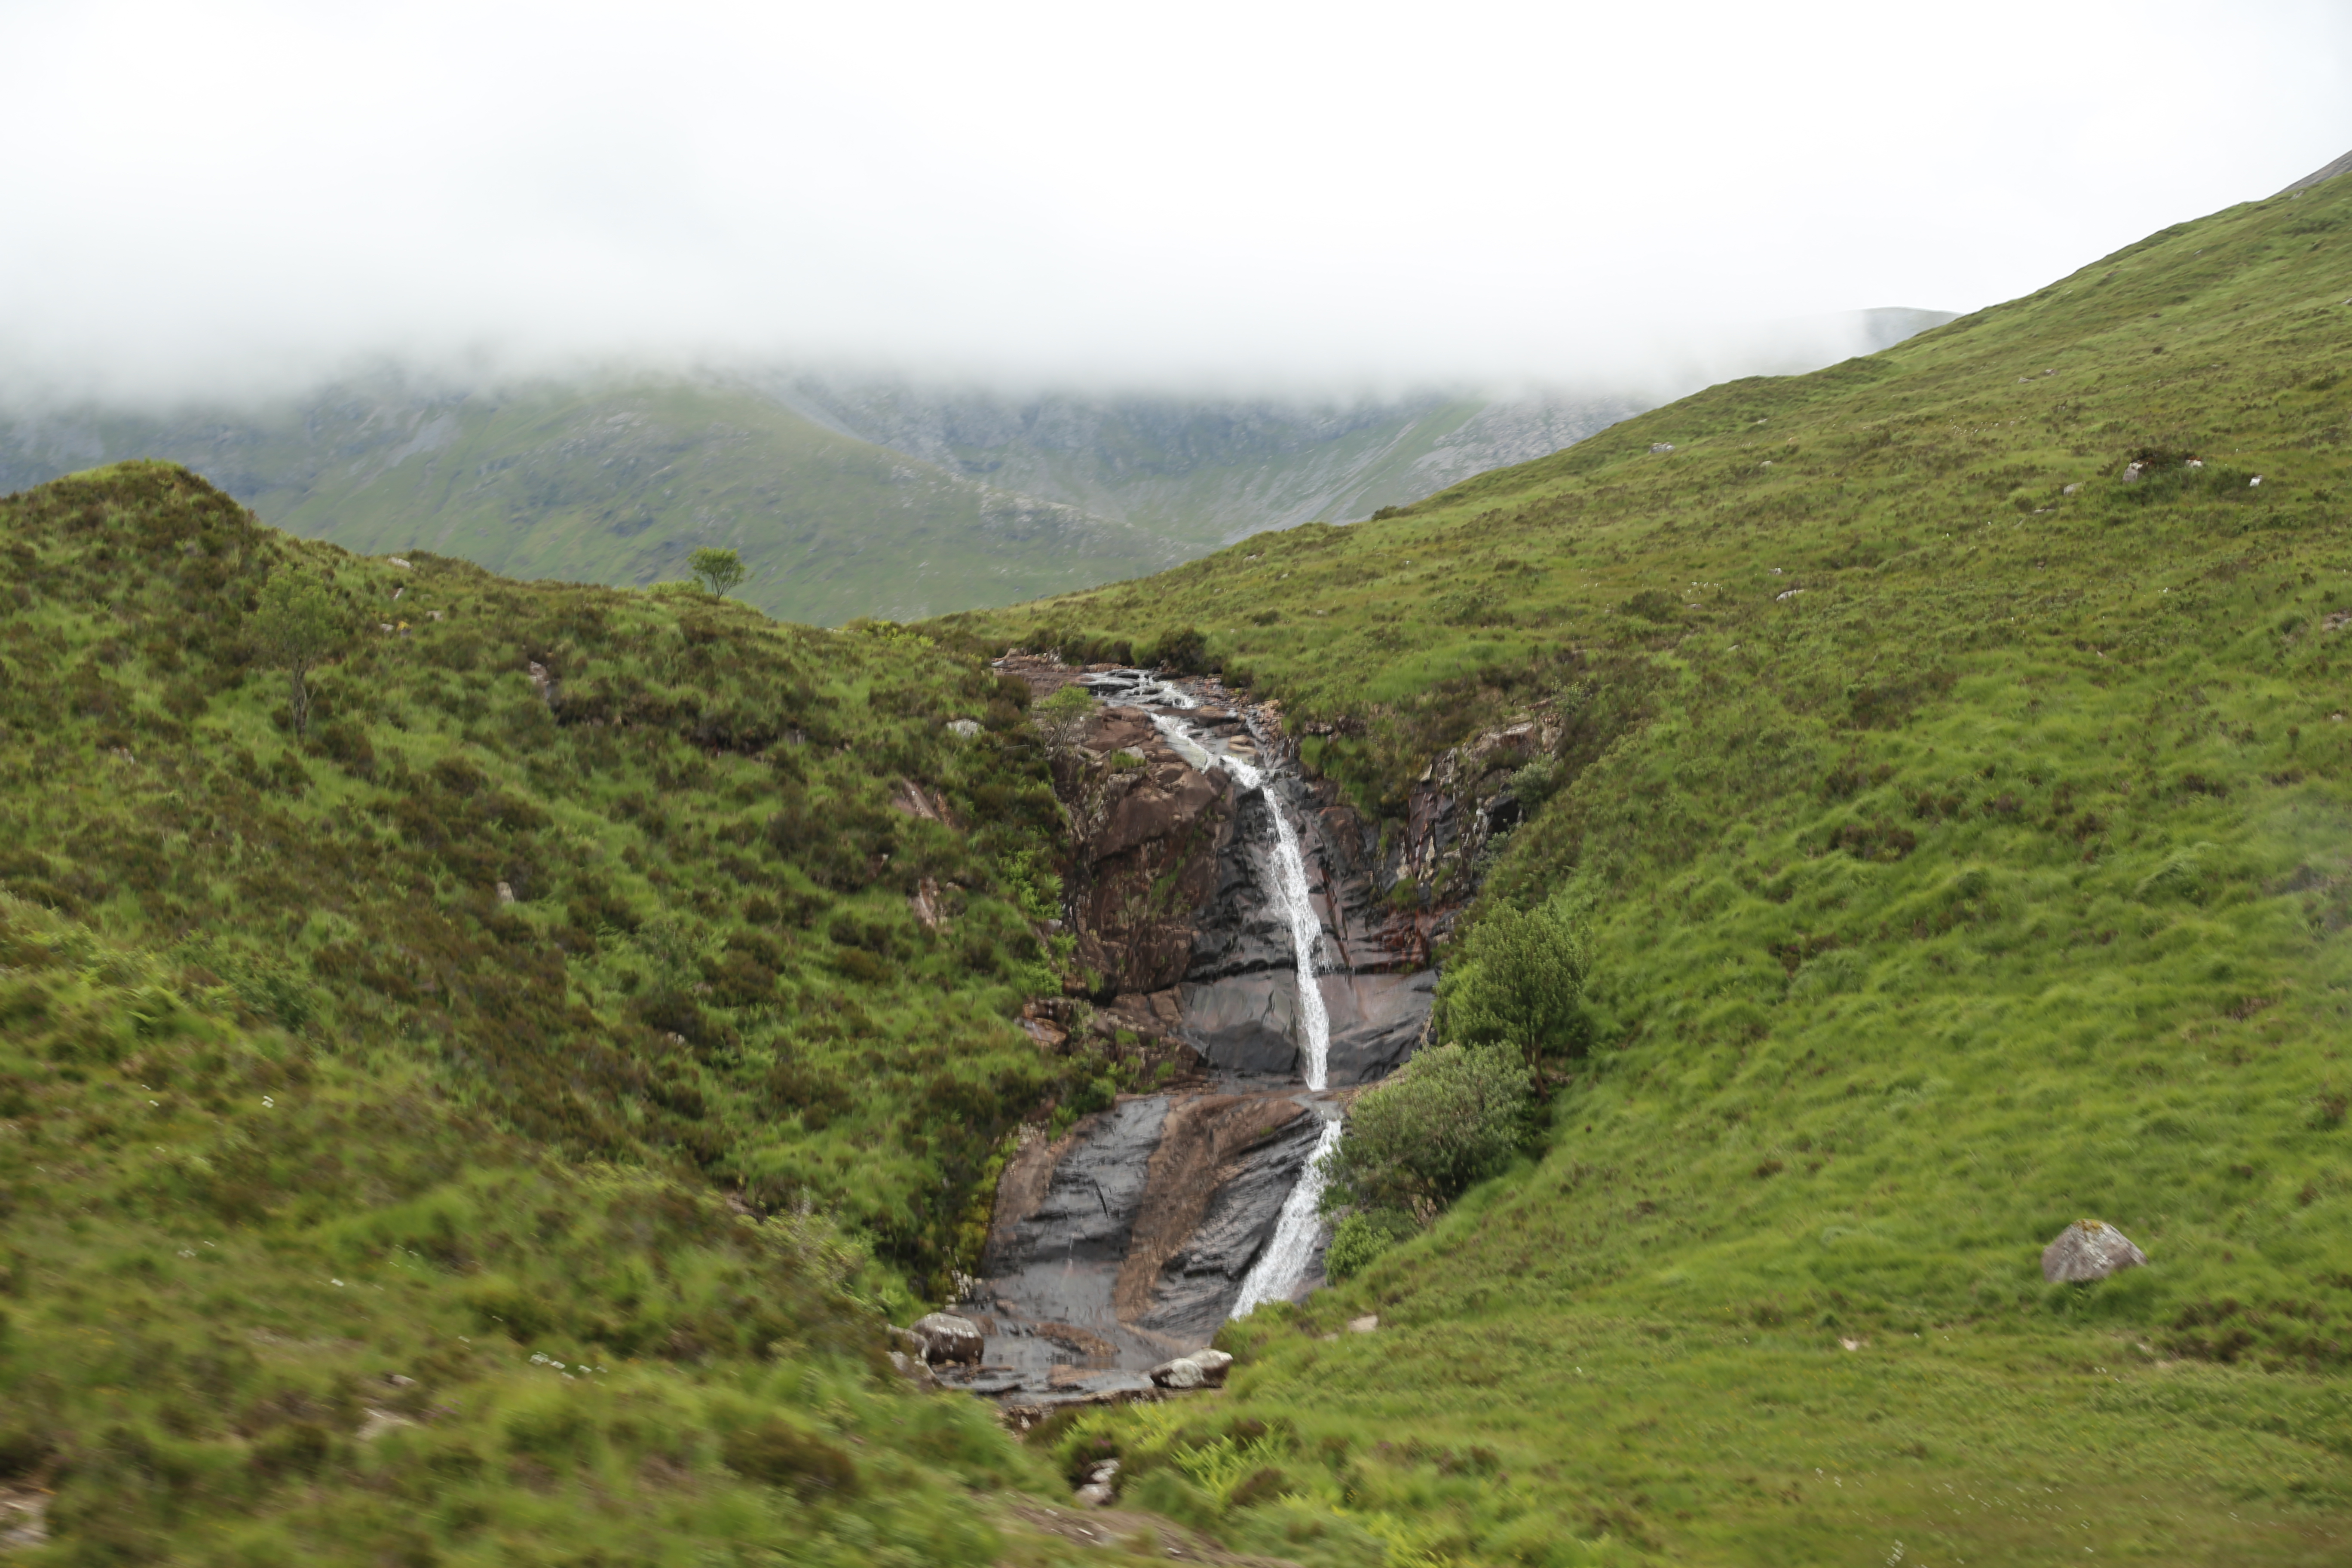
[1034,683,1095,756]
[1149,625,1210,673]
[1507,753,1564,813]
[1320,1044,1531,1222]
[1435,896,1591,1066]
[1323,1208,1416,1283]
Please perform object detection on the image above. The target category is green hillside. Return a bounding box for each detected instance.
[0,380,1185,625]
[773,383,1644,548]
[0,462,1160,1562]
[937,171,2352,1560]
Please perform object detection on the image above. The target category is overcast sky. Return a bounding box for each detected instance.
[2,0,2346,404]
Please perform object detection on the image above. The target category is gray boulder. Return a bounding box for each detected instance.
[2041,1220,2147,1283]
[1151,1356,1206,1390]
[908,1311,984,1366]
[1147,1345,1234,1390]
[1075,1459,1120,1507]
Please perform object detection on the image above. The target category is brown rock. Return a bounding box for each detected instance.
[1063,711,1234,996]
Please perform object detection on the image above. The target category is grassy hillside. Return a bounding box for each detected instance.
[0,381,1184,625]
[0,461,1180,1562]
[940,172,2352,1561]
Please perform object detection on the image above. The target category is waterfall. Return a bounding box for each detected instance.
[1135,681,1341,1316]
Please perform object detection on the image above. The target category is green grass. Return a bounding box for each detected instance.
[0,459,1191,1561]
[0,895,1114,1565]
[944,175,2352,1560]
[0,460,1114,1283]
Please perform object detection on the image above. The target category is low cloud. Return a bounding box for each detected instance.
[2,0,2345,407]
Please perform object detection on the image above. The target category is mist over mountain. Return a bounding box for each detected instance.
[0,309,1953,623]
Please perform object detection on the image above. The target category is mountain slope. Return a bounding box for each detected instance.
[769,311,1951,546]
[772,381,1647,546]
[0,380,1183,625]
[937,163,2352,1560]
[0,461,1168,1561]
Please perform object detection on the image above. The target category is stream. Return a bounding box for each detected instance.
[940,668,1434,1411]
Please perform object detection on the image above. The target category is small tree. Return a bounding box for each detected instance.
[1436,896,1592,1070]
[689,547,748,598]
[1032,684,1095,759]
[1318,1043,1532,1224]
[252,571,349,738]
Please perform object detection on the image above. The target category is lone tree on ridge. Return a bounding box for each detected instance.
[252,570,350,738]
[689,547,748,598]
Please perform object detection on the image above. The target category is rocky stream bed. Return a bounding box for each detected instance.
[925,662,1463,1415]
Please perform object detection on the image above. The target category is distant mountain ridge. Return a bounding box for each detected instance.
[768,378,1645,548]
[0,307,1954,622]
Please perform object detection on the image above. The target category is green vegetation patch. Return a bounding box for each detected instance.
[945,176,2352,1558]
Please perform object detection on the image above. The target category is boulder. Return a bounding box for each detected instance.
[1145,1351,1233,1390]
[1075,1459,1120,1507]
[1150,1356,1207,1390]
[908,1311,984,1366]
[2041,1220,2147,1283]
[946,718,982,738]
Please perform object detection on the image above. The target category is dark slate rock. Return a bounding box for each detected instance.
[1137,1106,1325,1340]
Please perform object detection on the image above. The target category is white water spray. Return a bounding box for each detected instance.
[1127,677,1343,1316]
[1219,756,1341,1316]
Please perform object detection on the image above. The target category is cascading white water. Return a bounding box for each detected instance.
[1132,678,1342,1316]
[1217,753,1330,1090]
[1224,748,1341,1315]
[1230,1117,1342,1315]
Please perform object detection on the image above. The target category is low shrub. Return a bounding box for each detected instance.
[720,1418,861,1498]
[1323,1208,1415,1283]
[1319,1044,1531,1222]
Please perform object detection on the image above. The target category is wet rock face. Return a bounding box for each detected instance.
[1177,770,1440,1085]
[962,660,1469,1406]
[1323,971,1437,1087]
[1062,707,1234,997]
[1010,1098,1169,1267]
[1133,1104,1322,1342]
[1178,974,1300,1079]
[974,1089,1320,1387]
[1185,788,1296,981]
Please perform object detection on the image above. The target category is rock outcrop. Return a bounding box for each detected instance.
[1059,704,1234,997]
[957,658,1507,1406]
[1148,1348,1233,1389]
[907,1312,985,1366]
[2042,1220,2148,1282]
